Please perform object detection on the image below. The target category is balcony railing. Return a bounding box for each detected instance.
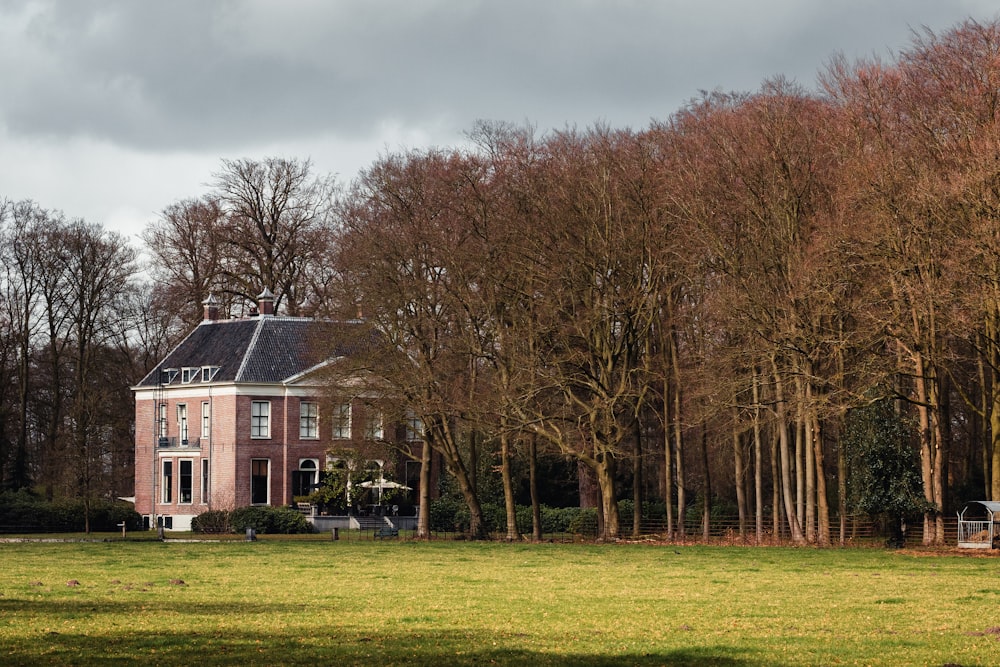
[156,437,201,449]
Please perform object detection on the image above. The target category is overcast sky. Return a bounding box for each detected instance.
[2,0,998,243]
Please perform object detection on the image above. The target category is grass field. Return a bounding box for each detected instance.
[1,538,999,665]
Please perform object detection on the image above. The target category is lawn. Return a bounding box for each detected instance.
[1,539,999,665]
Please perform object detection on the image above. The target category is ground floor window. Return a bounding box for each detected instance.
[161,460,173,503]
[179,459,193,504]
[251,459,269,505]
[292,459,319,496]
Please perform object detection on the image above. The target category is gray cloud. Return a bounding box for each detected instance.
[0,0,996,235]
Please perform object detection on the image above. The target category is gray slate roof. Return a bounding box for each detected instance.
[136,316,366,387]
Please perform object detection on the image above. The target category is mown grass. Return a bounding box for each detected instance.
[0,540,998,665]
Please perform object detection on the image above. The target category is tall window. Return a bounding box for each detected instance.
[294,459,319,496]
[161,460,173,503]
[158,403,167,439]
[177,404,188,444]
[251,401,270,439]
[251,459,269,505]
[300,402,319,439]
[179,460,193,504]
[332,402,351,439]
[364,409,383,441]
[405,410,424,442]
[201,459,210,504]
[201,401,210,439]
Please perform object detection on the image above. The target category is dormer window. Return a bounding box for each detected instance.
[181,367,200,384]
[160,368,179,385]
[202,366,219,382]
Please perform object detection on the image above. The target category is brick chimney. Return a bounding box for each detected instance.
[258,287,275,316]
[202,293,220,322]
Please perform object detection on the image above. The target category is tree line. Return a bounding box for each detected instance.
[2,17,998,543]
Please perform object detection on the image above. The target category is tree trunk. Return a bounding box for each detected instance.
[773,359,805,544]
[416,440,432,539]
[633,418,643,537]
[670,326,686,538]
[732,409,747,540]
[529,434,542,541]
[500,428,520,541]
[663,378,675,538]
[752,371,764,544]
[593,455,620,540]
[701,425,711,541]
[800,375,816,544]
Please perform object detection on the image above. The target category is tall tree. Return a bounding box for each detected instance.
[213,157,337,315]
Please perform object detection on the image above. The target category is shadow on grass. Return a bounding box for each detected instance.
[2,626,757,666]
[0,599,759,666]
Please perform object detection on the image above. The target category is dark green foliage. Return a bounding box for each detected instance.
[843,398,931,520]
[190,510,231,534]
[0,490,141,532]
[429,496,601,536]
[226,506,315,534]
[567,508,598,536]
[429,495,468,532]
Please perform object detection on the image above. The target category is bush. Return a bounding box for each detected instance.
[228,506,314,534]
[567,507,598,536]
[191,510,231,534]
[0,491,141,533]
[429,496,466,532]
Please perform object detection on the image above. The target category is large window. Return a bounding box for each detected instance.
[161,460,173,503]
[251,401,270,439]
[158,403,167,439]
[177,404,188,445]
[332,402,351,439]
[251,459,269,505]
[201,401,210,439]
[364,409,383,441]
[179,460,193,504]
[300,402,318,439]
[405,410,424,442]
[293,459,319,497]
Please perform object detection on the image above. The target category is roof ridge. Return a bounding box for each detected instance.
[235,318,267,382]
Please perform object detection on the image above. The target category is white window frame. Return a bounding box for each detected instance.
[201,401,210,439]
[177,404,188,444]
[158,403,167,439]
[405,410,424,442]
[300,401,319,439]
[298,458,319,496]
[161,459,173,504]
[181,367,199,384]
[364,410,383,441]
[251,401,270,439]
[250,458,270,505]
[332,402,351,439]
[201,366,219,382]
[178,459,193,504]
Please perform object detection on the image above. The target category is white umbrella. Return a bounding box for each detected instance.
[359,479,411,504]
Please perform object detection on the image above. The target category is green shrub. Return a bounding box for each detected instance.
[568,507,598,536]
[191,510,231,534]
[429,496,466,532]
[0,491,140,533]
[228,506,314,534]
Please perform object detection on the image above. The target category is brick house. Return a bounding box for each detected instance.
[133,290,430,531]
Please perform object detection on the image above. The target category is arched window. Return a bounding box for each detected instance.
[293,458,319,497]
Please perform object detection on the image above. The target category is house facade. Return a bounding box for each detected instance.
[133,291,428,531]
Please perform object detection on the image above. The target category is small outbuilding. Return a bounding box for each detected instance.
[956,501,1000,549]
